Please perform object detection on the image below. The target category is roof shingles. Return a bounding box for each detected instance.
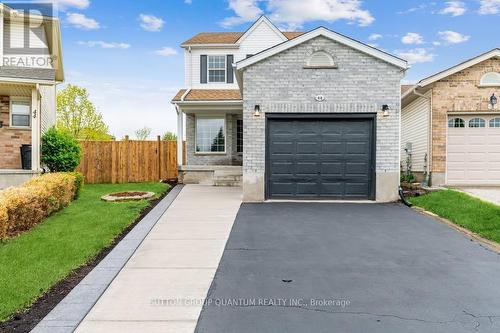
[182,31,303,45]
[172,89,241,102]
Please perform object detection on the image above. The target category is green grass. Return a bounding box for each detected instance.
[0,182,169,322]
[410,189,500,243]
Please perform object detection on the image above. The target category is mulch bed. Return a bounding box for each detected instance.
[0,182,175,333]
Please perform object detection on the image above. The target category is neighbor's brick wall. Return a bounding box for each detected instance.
[185,113,240,166]
[431,59,500,173]
[0,95,31,169]
[242,36,404,177]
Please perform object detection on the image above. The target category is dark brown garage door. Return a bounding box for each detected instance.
[266,115,375,200]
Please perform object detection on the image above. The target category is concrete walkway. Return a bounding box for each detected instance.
[457,187,500,206]
[74,185,241,333]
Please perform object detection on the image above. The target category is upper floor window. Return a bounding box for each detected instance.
[448,118,464,128]
[469,118,486,128]
[208,55,226,83]
[10,99,31,128]
[480,72,500,87]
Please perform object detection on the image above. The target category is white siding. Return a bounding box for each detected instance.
[184,20,286,89]
[401,94,430,172]
[3,20,52,69]
[40,84,56,133]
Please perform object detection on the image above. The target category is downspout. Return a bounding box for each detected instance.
[412,87,432,186]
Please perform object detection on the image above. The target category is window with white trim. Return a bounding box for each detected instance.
[480,72,500,87]
[448,118,465,128]
[489,118,500,128]
[10,99,31,128]
[469,118,486,128]
[196,117,225,153]
[208,55,226,83]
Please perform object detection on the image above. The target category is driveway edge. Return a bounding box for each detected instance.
[412,206,500,254]
[30,184,184,333]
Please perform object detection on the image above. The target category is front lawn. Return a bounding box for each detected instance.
[410,189,500,243]
[0,182,169,322]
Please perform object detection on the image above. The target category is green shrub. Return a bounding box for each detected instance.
[69,172,84,199]
[0,173,80,239]
[41,128,81,172]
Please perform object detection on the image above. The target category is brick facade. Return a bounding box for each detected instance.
[241,36,404,201]
[0,95,32,169]
[431,59,500,174]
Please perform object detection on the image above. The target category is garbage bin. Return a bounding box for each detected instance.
[20,144,32,170]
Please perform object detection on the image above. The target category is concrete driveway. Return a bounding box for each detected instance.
[195,203,500,333]
[457,187,500,206]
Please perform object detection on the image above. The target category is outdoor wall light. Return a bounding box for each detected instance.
[253,104,261,117]
[0,121,3,128]
[381,104,390,117]
[490,93,498,109]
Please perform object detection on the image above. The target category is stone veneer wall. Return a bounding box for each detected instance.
[185,113,242,166]
[430,59,500,184]
[242,36,404,202]
[0,95,31,169]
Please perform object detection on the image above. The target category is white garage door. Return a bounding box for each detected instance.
[447,115,500,185]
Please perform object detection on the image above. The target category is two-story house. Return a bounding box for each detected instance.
[172,16,408,202]
[0,4,64,188]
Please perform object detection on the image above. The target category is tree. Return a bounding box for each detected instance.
[135,127,152,140]
[162,131,177,141]
[56,84,112,140]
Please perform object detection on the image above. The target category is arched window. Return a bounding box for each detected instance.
[480,72,500,87]
[469,118,486,128]
[489,118,500,128]
[305,51,336,68]
[448,118,465,128]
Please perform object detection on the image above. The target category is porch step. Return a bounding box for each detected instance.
[213,170,242,187]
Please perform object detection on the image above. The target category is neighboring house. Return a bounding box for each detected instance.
[0,4,64,189]
[401,49,500,186]
[172,16,407,202]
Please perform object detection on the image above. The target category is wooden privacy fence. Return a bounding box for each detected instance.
[76,138,184,184]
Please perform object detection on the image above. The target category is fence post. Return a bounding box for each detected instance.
[157,135,161,181]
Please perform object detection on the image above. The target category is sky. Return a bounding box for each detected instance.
[56,0,500,139]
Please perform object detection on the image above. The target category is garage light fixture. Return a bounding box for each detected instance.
[381,104,390,117]
[253,104,261,117]
[0,121,3,128]
[490,93,498,109]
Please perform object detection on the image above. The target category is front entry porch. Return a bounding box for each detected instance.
[0,81,43,189]
[173,89,243,187]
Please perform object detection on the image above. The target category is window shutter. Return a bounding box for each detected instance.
[226,55,234,84]
[200,55,207,84]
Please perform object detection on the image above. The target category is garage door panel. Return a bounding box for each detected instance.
[322,142,344,154]
[447,116,500,185]
[320,162,343,176]
[296,142,320,154]
[267,117,374,199]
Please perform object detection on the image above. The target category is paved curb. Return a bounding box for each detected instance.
[412,206,500,254]
[30,185,184,333]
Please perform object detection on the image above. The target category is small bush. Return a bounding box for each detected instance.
[41,128,82,172]
[0,173,80,239]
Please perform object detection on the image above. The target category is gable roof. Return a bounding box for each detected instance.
[236,27,408,70]
[181,31,303,47]
[417,48,500,88]
[235,16,287,44]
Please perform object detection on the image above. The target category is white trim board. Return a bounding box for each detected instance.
[235,16,287,45]
[236,27,408,70]
[418,48,500,88]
